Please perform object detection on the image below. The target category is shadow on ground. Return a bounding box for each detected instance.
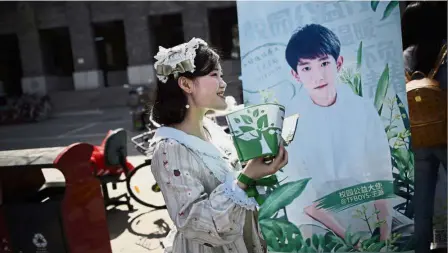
[105,204,171,252]
[128,210,171,239]
[106,207,132,240]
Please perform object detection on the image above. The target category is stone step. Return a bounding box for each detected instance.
[48,73,242,113]
[48,86,131,113]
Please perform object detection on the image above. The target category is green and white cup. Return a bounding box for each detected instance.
[226,103,285,162]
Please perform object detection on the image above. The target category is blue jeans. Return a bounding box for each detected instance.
[413,146,447,253]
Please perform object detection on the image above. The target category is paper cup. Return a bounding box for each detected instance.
[226,103,285,162]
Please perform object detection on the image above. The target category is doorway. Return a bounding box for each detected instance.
[93,20,128,87]
[39,27,74,91]
[0,34,23,97]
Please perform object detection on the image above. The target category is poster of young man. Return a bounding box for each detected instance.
[236,1,415,252]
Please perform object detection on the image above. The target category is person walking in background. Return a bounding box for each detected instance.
[402,2,447,253]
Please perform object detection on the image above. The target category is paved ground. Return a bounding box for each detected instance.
[0,107,147,156]
[0,107,173,253]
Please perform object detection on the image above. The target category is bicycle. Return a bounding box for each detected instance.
[100,126,166,210]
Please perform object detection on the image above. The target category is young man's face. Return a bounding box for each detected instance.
[292,54,343,107]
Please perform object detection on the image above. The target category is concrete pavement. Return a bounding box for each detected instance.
[0,107,144,156]
[106,156,173,253]
[0,107,174,252]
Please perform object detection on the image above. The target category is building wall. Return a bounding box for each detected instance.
[0,1,243,104]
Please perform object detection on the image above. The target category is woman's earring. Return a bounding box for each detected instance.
[185,104,190,109]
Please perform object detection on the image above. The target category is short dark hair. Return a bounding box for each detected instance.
[151,44,220,126]
[285,24,341,70]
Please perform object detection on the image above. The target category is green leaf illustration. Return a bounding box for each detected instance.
[318,235,326,250]
[260,218,302,252]
[259,178,311,220]
[241,114,253,124]
[239,126,255,133]
[391,147,411,171]
[257,114,268,129]
[385,125,398,133]
[350,231,367,247]
[381,1,399,21]
[361,235,379,249]
[371,0,380,11]
[354,75,363,97]
[336,245,351,252]
[262,228,280,251]
[234,118,241,124]
[253,109,259,117]
[272,222,284,239]
[367,241,386,251]
[387,130,399,140]
[356,41,363,70]
[344,227,352,246]
[358,78,363,97]
[396,94,410,130]
[311,234,319,249]
[374,64,390,114]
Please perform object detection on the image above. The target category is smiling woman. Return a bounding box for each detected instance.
[147,37,288,253]
[151,39,222,126]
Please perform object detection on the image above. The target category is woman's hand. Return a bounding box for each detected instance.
[242,145,288,181]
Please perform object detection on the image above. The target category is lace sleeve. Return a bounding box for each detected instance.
[151,140,257,247]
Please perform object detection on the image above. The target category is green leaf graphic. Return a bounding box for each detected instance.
[356,41,363,69]
[253,109,259,117]
[358,78,363,97]
[234,118,241,124]
[312,234,319,249]
[381,1,399,21]
[387,130,399,140]
[385,125,398,133]
[396,95,410,129]
[391,147,411,171]
[259,178,311,220]
[367,241,386,251]
[344,227,352,246]
[350,232,363,246]
[260,218,302,252]
[241,115,253,124]
[374,64,389,114]
[257,114,268,129]
[371,0,380,11]
[239,126,255,133]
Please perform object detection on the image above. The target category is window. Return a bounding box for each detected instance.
[39,27,74,76]
[150,13,185,57]
[208,7,239,60]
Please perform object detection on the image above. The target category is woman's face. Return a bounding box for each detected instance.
[190,65,228,111]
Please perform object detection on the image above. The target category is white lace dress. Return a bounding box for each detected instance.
[149,118,267,253]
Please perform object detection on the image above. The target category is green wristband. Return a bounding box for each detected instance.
[237,173,256,186]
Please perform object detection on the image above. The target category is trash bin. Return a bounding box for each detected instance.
[0,144,112,253]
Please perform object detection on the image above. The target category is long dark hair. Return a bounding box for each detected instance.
[151,44,220,126]
[401,1,447,76]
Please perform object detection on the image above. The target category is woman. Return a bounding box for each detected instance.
[149,38,288,253]
[402,2,447,253]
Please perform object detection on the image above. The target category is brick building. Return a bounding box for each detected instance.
[0,1,242,110]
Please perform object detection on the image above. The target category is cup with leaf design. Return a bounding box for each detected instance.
[226,103,285,162]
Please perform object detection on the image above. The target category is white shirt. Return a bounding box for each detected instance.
[284,83,393,235]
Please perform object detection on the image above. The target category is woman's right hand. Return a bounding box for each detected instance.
[241,145,288,181]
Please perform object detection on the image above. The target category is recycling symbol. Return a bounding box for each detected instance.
[32,233,47,248]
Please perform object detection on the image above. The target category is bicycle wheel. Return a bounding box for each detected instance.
[126,160,166,209]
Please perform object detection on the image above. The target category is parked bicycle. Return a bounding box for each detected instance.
[0,94,53,125]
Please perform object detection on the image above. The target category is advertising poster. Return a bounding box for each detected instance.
[236,1,415,252]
